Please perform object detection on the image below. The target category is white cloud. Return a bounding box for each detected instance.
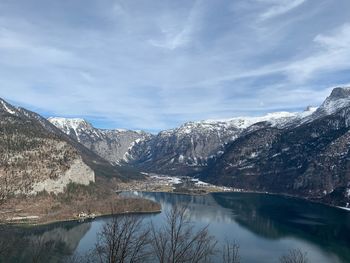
[0,27,79,66]
[286,23,350,82]
[259,0,307,20]
[314,23,350,49]
[188,23,350,87]
[149,0,203,50]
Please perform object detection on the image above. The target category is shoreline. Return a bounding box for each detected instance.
[0,187,162,227]
[124,188,350,213]
[2,188,349,228]
[39,209,162,227]
[1,208,162,227]
[122,174,350,211]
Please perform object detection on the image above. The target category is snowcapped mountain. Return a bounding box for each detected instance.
[125,106,317,176]
[310,87,350,118]
[2,86,350,206]
[48,118,97,142]
[48,117,150,164]
[201,86,350,207]
[202,108,316,129]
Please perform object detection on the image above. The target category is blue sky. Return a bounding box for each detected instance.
[1,0,350,132]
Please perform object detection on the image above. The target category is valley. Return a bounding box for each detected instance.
[1,87,350,227]
[2,2,350,261]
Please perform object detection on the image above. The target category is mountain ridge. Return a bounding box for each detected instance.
[199,87,350,207]
[48,117,150,165]
[123,105,318,176]
[0,97,143,197]
[2,86,350,206]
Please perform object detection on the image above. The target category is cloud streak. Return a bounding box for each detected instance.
[148,0,203,50]
[259,0,307,20]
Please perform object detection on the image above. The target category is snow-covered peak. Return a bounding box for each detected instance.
[316,87,350,115]
[204,111,298,129]
[158,108,317,139]
[197,109,316,130]
[48,117,94,141]
[48,117,92,131]
[48,116,150,164]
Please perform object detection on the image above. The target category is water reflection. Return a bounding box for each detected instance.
[0,221,91,263]
[1,192,350,263]
[212,193,350,262]
[128,191,350,263]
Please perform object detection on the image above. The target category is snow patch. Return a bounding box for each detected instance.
[178,154,184,163]
[346,188,350,198]
[1,100,16,114]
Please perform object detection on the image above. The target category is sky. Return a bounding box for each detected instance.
[1,0,350,132]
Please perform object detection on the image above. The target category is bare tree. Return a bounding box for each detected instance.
[150,205,217,263]
[222,241,240,263]
[0,176,10,257]
[0,230,11,259]
[280,248,309,263]
[64,252,94,263]
[92,214,150,263]
[0,176,10,206]
[28,236,56,263]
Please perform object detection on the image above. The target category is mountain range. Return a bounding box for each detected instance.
[1,86,350,207]
[0,98,140,196]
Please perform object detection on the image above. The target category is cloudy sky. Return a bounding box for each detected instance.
[1,0,350,132]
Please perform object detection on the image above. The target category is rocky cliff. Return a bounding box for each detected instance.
[48,117,148,165]
[0,98,95,195]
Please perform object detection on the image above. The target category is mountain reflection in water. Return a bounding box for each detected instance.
[131,192,350,263]
[1,192,349,263]
[0,221,91,263]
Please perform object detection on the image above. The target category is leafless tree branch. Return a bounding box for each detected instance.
[279,248,309,263]
[222,241,240,263]
[92,214,151,263]
[150,205,217,263]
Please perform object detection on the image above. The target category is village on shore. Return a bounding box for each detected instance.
[116,173,241,195]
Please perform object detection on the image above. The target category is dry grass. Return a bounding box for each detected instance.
[0,179,160,225]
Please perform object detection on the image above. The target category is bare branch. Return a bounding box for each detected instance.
[222,241,240,263]
[280,248,309,263]
[150,205,217,263]
[0,176,10,206]
[92,214,151,263]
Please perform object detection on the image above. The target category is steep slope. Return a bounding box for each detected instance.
[201,87,350,207]
[0,98,95,195]
[125,109,315,176]
[0,97,144,198]
[18,107,137,180]
[48,117,148,165]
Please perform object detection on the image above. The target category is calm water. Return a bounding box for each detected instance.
[1,192,349,263]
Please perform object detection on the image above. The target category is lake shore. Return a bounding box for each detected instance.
[0,182,161,226]
[2,175,349,227]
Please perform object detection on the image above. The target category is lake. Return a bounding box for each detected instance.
[1,192,349,263]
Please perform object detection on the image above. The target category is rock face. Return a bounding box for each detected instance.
[31,158,95,194]
[201,87,350,207]
[125,109,316,176]
[48,117,148,165]
[0,98,95,195]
